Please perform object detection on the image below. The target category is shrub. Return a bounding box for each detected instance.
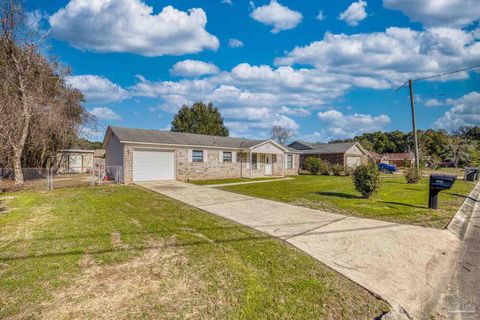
[319,161,330,175]
[404,167,421,184]
[331,164,344,176]
[304,157,322,175]
[352,164,381,199]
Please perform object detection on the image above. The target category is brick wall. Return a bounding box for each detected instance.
[175,148,242,181]
[122,144,291,183]
[123,145,133,184]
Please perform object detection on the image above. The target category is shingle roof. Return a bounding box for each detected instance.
[289,141,358,154]
[108,126,271,149]
[383,152,414,160]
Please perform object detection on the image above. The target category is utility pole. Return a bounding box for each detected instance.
[408,79,420,170]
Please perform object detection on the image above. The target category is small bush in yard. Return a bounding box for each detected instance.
[331,164,344,176]
[319,161,330,175]
[304,157,322,175]
[404,167,421,184]
[352,164,381,198]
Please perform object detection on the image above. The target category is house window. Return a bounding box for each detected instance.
[223,152,232,162]
[192,150,204,162]
[287,155,293,169]
[252,153,258,170]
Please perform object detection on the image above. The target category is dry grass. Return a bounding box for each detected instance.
[16,238,220,320]
[0,186,388,319]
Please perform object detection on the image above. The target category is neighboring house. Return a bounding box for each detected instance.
[381,153,415,167]
[103,126,300,184]
[55,149,94,173]
[288,141,369,169]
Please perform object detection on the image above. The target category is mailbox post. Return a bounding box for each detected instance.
[429,174,456,209]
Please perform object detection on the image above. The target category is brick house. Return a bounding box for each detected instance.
[380,152,415,167]
[103,126,300,184]
[288,141,369,169]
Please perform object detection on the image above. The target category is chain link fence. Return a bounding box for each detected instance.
[0,166,122,192]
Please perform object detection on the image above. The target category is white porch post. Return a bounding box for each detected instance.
[249,151,253,178]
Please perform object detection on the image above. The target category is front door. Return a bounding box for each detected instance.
[264,154,272,175]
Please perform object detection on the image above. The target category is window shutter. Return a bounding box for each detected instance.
[188,149,192,162]
[219,151,223,162]
[232,151,237,163]
[285,154,288,168]
[204,150,208,162]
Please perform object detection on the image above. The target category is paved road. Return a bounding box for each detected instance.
[440,195,480,319]
[138,181,461,319]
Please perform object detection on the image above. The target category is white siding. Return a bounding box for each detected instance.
[251,142,284,155]
[105,133,123,167]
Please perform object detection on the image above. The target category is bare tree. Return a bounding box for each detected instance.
[0,0,87,183]
[270,125,295,145]
[445,136,471,168]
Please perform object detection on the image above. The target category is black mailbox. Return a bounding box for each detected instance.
[429,174,456,209]
[464,168,479,182]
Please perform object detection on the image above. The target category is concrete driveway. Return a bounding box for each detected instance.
[138,180,460,319]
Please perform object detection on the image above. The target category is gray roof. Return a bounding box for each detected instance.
[108,126,273,149]
[289,141,359,154]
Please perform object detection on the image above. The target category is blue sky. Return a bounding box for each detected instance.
[26,0,480,142]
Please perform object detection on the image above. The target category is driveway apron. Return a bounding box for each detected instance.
[137,180,460,319]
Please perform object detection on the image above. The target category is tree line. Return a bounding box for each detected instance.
[332,126,480,167]
[0,0,89,184]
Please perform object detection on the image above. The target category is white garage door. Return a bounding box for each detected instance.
[133,150,175,181]
[346,156,362,168]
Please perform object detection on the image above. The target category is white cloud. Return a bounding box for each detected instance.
[424,99,443,107]
[276,27,480,86]
[170,60,220,77]
[384,0,480,28]
[317,109,391,137]
[316,10,325,22]
[228,38,244,48]
[250,0,303,33]
[278,106,311,117]
[89,107,122,121]
[66,75,129,103]
[433,91,480,129]
[339,1,367,26]
[26,10,45,31]
[49,0,219,57]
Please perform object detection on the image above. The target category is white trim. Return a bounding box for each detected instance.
[249,139,289,152]
[120,140,246,151]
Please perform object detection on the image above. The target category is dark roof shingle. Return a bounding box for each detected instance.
[109,126,270,149]
[289,141,359,154]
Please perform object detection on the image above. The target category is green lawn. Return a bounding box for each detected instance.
[0,186,388,319]
[191,177,283,186]
[221,175,476,229]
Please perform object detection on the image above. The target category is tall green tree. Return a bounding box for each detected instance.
[171,102,229,136]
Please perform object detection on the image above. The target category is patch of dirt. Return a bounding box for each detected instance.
[31,238,222,319]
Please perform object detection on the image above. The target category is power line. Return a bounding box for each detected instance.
[395,64,480,92]
[413,64,480,82]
